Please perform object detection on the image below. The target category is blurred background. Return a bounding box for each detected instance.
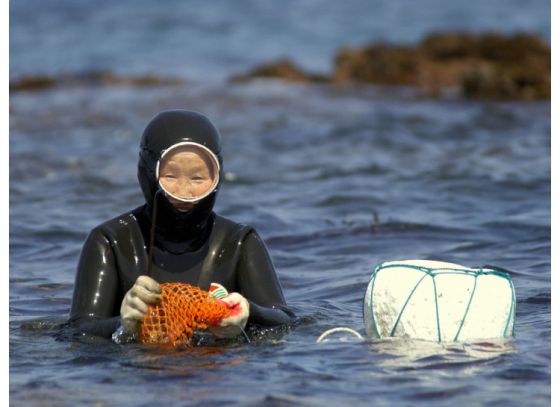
[9,0,550,81]
[10,1,551,406]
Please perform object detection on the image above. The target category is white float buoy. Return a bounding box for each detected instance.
[363,260,516,342]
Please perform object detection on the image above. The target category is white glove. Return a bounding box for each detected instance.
[120,275,162,334]
[209,292,250,338]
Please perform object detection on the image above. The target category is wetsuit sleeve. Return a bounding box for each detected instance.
[236,231,295,326]
[68,227,121,337]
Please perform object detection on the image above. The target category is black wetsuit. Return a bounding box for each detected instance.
[68,110,294,338]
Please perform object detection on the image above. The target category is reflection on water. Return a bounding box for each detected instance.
[123,346,246,374]
[369,338,516,371]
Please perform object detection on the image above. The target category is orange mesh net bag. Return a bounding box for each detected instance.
[139,282,231,347]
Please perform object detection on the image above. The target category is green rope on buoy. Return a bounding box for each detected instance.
[504,276,516,337]
[369,266,380,338]
[389,271,430,337]
[432,274,441,343]
[367,262,515,342]
[453,274,478,341]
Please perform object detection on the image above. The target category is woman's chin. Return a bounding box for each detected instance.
[173,204,195,212]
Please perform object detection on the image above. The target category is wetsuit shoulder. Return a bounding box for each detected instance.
[213,214,253,237]
[214,217,295,325]
[91,207,143,243]
[68,207,146,337]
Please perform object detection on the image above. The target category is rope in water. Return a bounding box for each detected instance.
[316,327,364,343]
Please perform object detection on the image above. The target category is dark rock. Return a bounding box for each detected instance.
[9,75,57,91]
[10,70,184,92]
[332,32,550,100]
[230,59,328,83]
[333,45,422,86]
[229,32,550,100]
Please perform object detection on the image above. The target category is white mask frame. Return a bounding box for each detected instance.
[155,141,221,203]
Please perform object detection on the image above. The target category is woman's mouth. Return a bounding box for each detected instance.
[176,206,194,212]
[171,202,195,212]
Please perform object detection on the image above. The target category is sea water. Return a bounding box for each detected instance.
[10,1,550,405]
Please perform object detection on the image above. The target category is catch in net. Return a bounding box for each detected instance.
[139,282,231,347]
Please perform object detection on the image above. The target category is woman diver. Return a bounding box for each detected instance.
[68,109,294,341]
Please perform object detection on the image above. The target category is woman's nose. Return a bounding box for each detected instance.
[175,179,195,198]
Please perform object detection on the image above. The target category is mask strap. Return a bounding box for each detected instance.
[146,189,162,277]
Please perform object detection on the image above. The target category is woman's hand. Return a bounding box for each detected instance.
[209,292,250,338]
[120,276,162,334]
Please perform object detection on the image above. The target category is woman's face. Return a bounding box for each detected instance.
[158,145,218,212]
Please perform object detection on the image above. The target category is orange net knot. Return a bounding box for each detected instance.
[139,282,231,347]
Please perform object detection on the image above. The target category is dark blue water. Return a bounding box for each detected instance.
[10,1,550,406]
